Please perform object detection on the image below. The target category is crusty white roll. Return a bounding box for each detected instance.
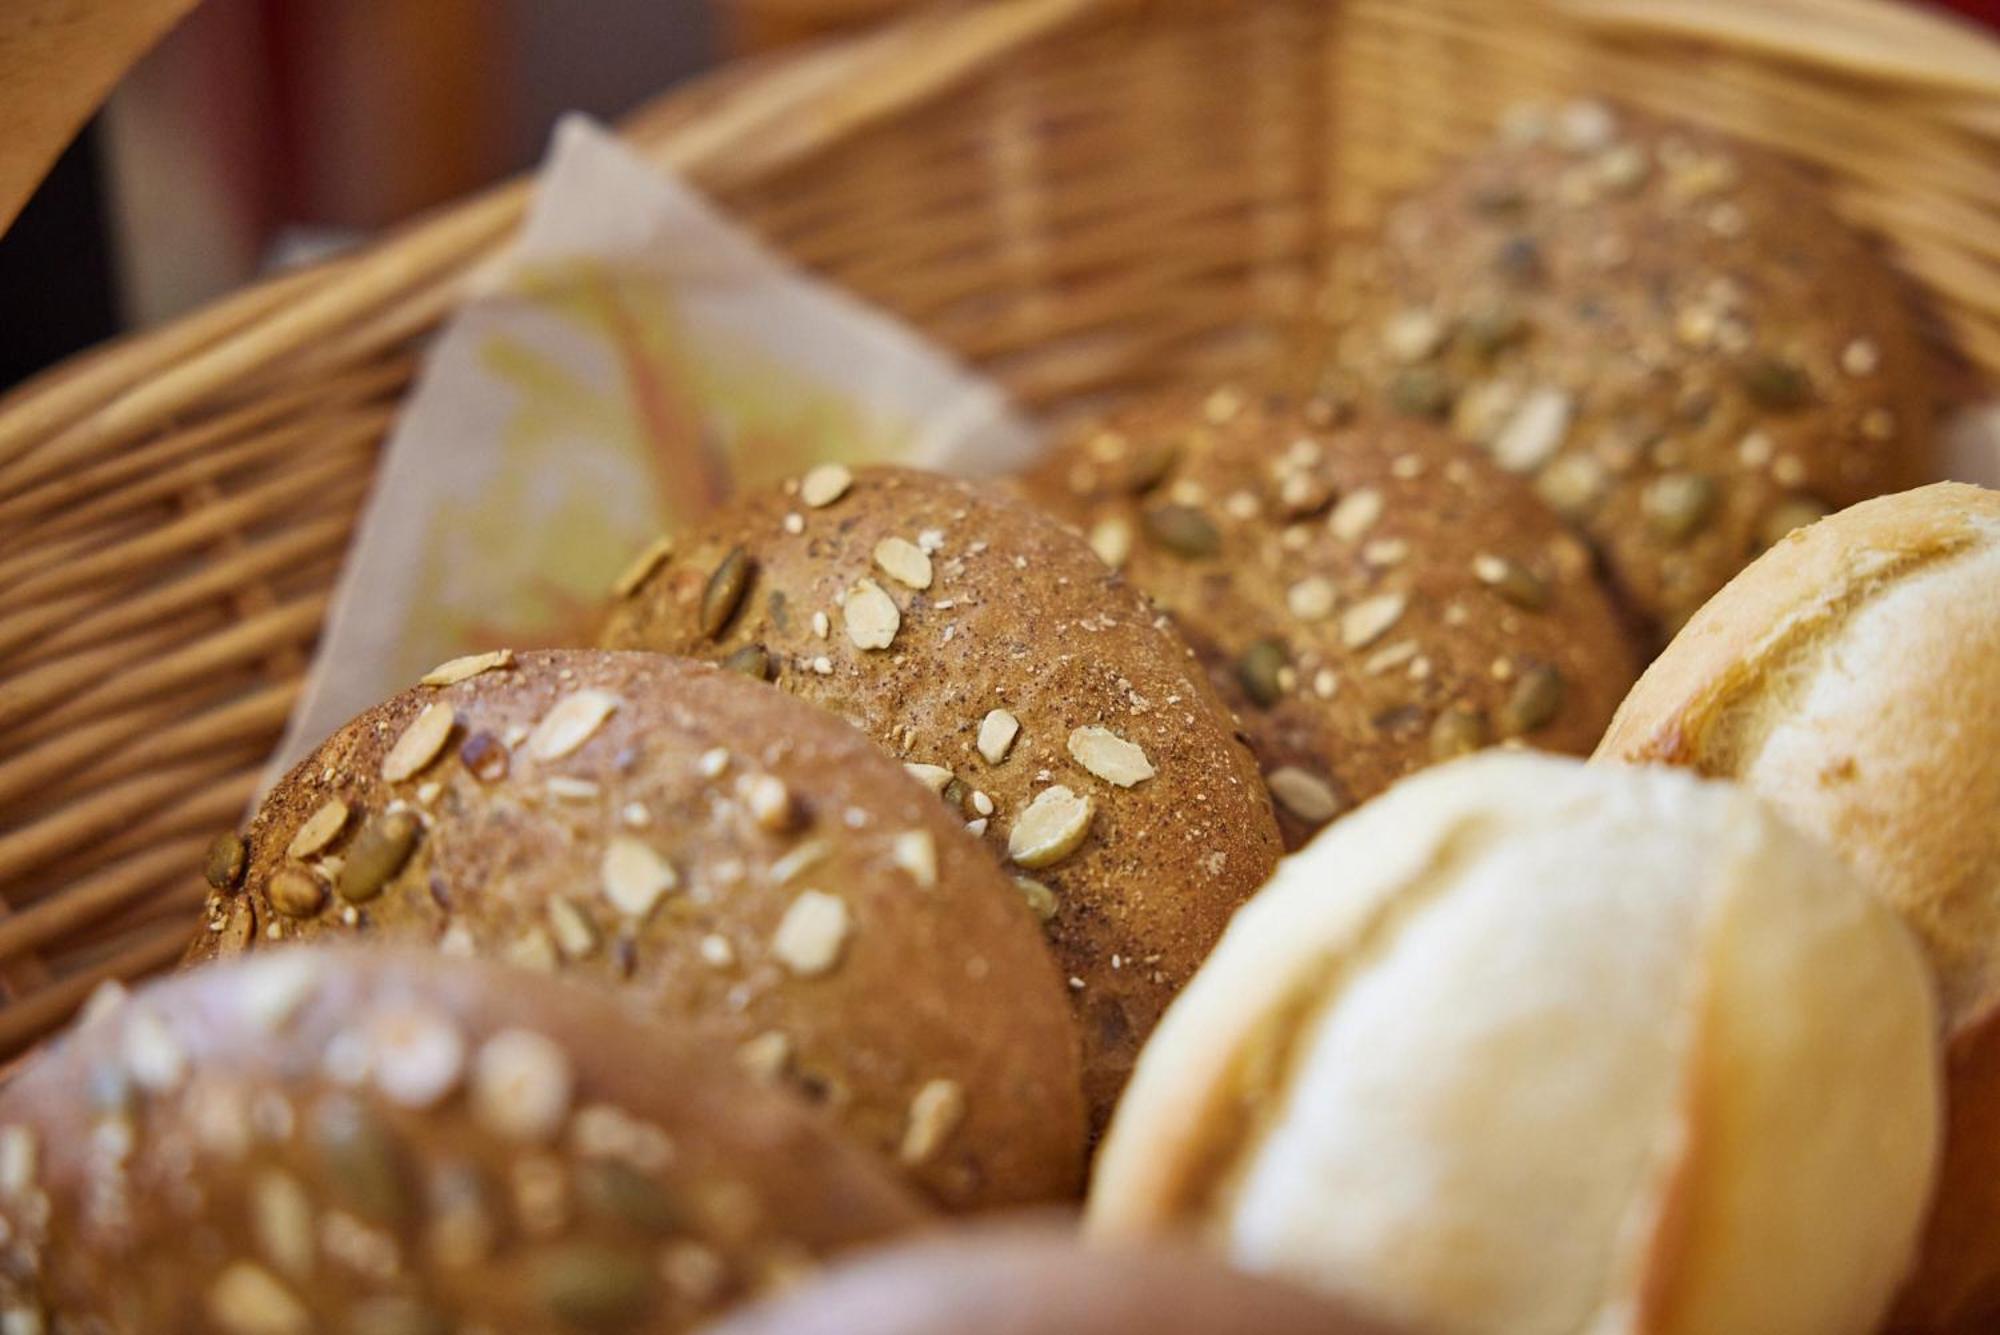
[1087,752,1939,1335]
[1595,481,2000,1332]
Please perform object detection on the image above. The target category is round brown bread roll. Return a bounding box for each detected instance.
[1022,385,1641,844]
[188,650,1083,1212]
[0,948,929,1333]
[599,466,1284,1128]
[1318,99,1935,634]
[1593,481,2000,1333]
[706,1225,1404,1335]
[1089,753,1939,1335]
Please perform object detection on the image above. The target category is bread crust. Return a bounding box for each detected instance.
[601,466,1283,1127]
[705,1225,1405,1335]
[1023,387,1640,845]
[1595,482,2000,1332]
[0,948,929,1332]
[1319,101,1934,634]
[1088,754,1938,1335]
[189,650,1085,1211]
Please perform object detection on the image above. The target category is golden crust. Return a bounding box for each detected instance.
[1593,482,2000,1333]
[0,948,928,1332]
[1319,101,1935,634]
[189,650,1084,1212]
[600,466,1283,1128]
[1022,387,1641,845]
[706,1226,1405,1335]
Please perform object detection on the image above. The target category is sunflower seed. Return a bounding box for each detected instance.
[843,578,901,650]
[382,703,455,782]
[1286,576,1337,622]
[1013,876,1059,922]
[250,1169,315,1280]
[904,762,953,794]
[1840,338,1880,377]
[742,774,797,832]
[799,463,853,508]
[977,708,1021,765]
[1007,786,1094,869]
[1383,308,1446,363]
[473,1030,574,1143]
[1329,487,1384,542]
[528,690,620,761]
[873,536,933,590]
[1491,387,1571,472]
[205,832,248,891]
[699,547,753,638]
[1340,592,1407,649]
[547,898,599,961]
[892,830,937,887]
[1642,472,1718,542]
[601,838,677,919]
[287,799,350,860]
[419,649,515,688]
[772,891,851,976]
[1068,727,1156,788]
[336,811,419,904]
[207,1262,310,1335]
[1088,517,1134,569]
[898,1079,966,1166]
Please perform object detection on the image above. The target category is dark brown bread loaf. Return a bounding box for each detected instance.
[188,650,1084,1211]
[706,1226,1405,1335]
[1319,100,1935,634]
[0,948,929,1333]
[599,466,1284,1128]
[1023,386,1641,845]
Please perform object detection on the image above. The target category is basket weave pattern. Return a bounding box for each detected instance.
[0,0,1996,1056]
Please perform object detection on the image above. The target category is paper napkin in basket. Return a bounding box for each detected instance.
[270,116,1038,779]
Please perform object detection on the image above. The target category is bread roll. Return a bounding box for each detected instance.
[0,948,927,1333]
[1594,481,2000,1332]
[1318,100,1934,633]
[1023,386,1641,844]
[1089,753,1939,1335]
[707,1225,1403,1335]
[189,650,1083,1211]
[601,466,1283,1126]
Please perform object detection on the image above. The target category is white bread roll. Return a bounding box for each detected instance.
[1594,482,2000,1332]
[1087,753,1939,1335]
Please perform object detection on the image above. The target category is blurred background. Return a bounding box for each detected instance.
[4,0,1998,391]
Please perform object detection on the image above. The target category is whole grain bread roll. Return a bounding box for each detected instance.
[1594,481,2000,1333]
[1023,386,1641,844]
[600,466,1284,1128]
[1088,752,1939,1335]
[188,650,1084,1212]
[706,1225,1404,1335]
[1319,100,1934,634]
[0,948,928,1333]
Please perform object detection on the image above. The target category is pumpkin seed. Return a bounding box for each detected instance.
[1459,303,1526,357]
[1500,664,1565,736]
[1235,638,1288,708]
[1117,439,1180,494]
[576,1160,685,1236]
[1758,495,1831,548]
[205,833,248,891]
[267,867,327,919]
[311,1094,411,1224]
[1642,472,1718,542]
[1471,554,1549,609]
[1387,367,1451,419]
[1429,705,1490,760]
[537,1244,658,1331]
[721,644,771,681]
[1266,767,1342,825]
[336,811,419,904]
[1141,503,1220,558]
[699,547,753,639]
[1739,355,1811,412]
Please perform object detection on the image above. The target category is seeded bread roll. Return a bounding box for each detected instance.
[707,1226,1404,1335]
[600,466,1284,1128]
[1319,99,1934,634]
[0,948,928,1333]
[1089,753,1939,1335]
[1023,386,1641,844]
[1593,482,2000,1333]
[188,650,1084,1212]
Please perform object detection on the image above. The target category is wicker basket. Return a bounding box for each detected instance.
[1,0,1997,1057]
